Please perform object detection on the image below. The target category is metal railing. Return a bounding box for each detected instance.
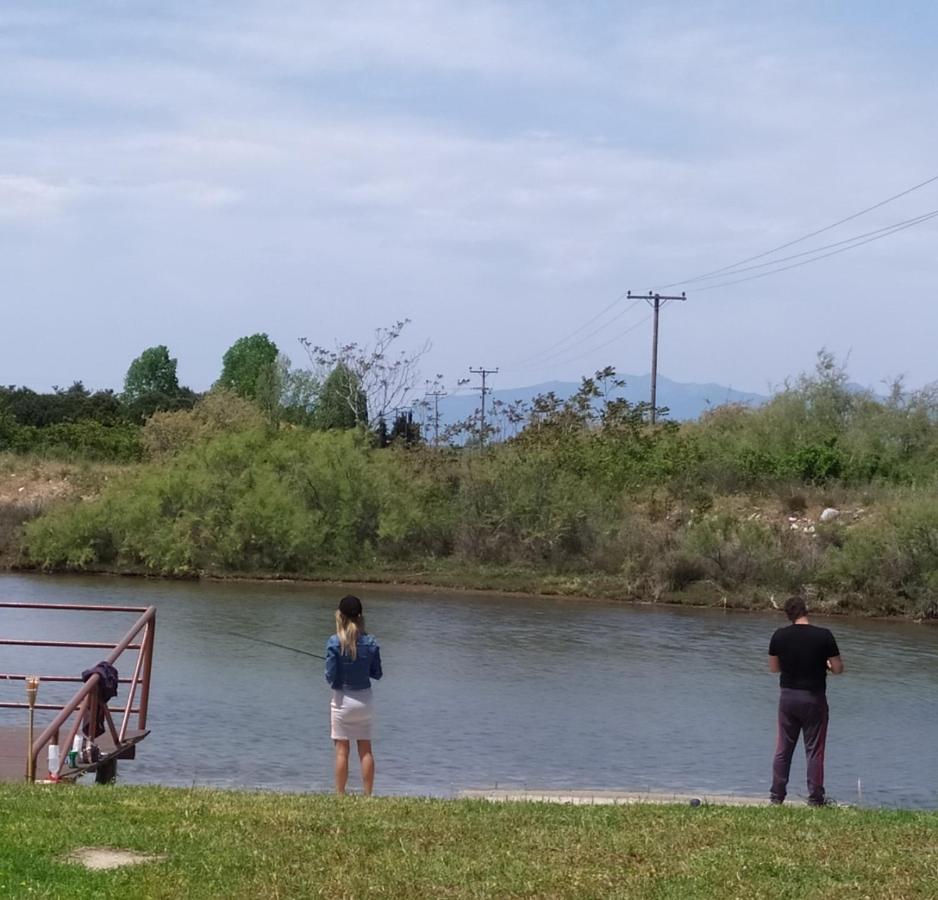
[0,602,156,782]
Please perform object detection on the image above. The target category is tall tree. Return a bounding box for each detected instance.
[123,346,180,402]
[278,354,320,426]
[299,320,429,430]
[122,346,192,422]
[218,334,279,401]
[312,363,368,430]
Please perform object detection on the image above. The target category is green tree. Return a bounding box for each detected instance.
[123,346,180,402]
[122,346,192,422]
[218,334,279,402]
[279,356,320,426]
[312,363,368,430]
[299,320,428,429]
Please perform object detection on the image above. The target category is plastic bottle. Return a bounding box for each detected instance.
[47,743,60,779]
[68,733,83,767]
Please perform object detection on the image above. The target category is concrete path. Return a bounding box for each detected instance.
[458,788,807,807]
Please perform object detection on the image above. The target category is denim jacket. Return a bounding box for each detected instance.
[324,633,383,691]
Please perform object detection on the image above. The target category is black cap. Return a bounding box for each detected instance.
[338,595,363,618]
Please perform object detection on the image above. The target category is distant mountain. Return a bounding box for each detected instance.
[434,374,766,430]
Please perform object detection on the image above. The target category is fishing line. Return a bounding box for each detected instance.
[228,632,326,661]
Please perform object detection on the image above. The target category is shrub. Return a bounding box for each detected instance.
[24,429,380,575]
[5,421,142,463]
[821,494,938,618]
[142,389,267,459]
[680,513,815,591]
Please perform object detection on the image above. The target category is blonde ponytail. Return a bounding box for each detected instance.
[335,610,365,660]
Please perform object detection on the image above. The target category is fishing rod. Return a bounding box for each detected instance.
[228,632,327,661]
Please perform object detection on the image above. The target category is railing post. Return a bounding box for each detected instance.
[137,618,155,731]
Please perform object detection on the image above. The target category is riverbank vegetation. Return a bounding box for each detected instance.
[3,343,937,618]
[3,785,938,898]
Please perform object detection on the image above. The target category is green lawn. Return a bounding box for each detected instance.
[1,786,936,899]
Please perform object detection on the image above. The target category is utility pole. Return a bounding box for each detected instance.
[424,388,447,447]
[626,291,686,424]
[469,366,498,448]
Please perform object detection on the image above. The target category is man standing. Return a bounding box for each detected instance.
[768,596,844,806]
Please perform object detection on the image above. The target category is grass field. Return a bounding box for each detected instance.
[2,786,937,898]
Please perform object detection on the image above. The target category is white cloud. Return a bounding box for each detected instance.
[0,2,936,393]
[0,174,75,219]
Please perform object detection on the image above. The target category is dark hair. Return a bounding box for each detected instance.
[338,595,363,619]
[784,596,808,622]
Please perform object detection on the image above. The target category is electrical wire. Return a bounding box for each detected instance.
[653,172,938,290]
[695,208,938,292]
[685,207,938,284]
[507,298,644,372]
[509,291,632,367]
[505,311,653,376]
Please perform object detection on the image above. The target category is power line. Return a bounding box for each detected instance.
[654,172,938,290]
[511,293,625,364]
[516,311,653,374]
[695,208,938,292]
[507,298,645,372]
[682,207,938,285]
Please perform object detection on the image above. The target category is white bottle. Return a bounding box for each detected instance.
[47,743,60,778]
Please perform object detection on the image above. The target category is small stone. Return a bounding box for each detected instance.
[820,507,840,523]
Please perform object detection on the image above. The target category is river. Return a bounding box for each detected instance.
[1,573,936,807]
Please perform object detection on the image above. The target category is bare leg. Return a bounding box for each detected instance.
[357,740,375,796]
[334,740,350,795]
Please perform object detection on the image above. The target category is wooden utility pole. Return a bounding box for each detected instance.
[626,291,686,424]
[425,389,447,447]
[469,366,498,448]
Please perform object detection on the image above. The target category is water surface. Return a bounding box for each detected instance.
[1,573,935,807]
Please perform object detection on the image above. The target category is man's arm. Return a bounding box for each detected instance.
[826,632,844,674]
[768,655,781,673]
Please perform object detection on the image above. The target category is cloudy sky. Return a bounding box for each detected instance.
[2,1,936,397]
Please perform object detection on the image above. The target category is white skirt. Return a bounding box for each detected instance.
[330,688,374,741]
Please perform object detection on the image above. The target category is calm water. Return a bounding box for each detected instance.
[1,573,936,807]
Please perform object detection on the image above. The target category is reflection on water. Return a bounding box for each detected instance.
[1,573,936,807]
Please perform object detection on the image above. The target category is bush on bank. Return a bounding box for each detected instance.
[0,418,143,463]
[19,436,938,617]
[15,355,938,616]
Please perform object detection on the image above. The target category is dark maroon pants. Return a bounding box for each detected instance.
[770,688,829,803]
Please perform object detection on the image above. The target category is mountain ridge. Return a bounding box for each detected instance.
[431,373,767,428]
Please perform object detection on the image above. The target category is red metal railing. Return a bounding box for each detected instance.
[0,602,156,782]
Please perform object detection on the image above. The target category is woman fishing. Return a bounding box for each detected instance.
[325,595,383,796]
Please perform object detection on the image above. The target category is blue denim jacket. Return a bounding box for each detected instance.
[324,633,383,690]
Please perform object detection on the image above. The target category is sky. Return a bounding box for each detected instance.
[2,1,937,398]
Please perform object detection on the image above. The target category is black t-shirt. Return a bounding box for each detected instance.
[768,624,840,692]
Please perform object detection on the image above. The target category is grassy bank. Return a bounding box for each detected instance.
[0,452,129,568]
[2,786,937,899]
